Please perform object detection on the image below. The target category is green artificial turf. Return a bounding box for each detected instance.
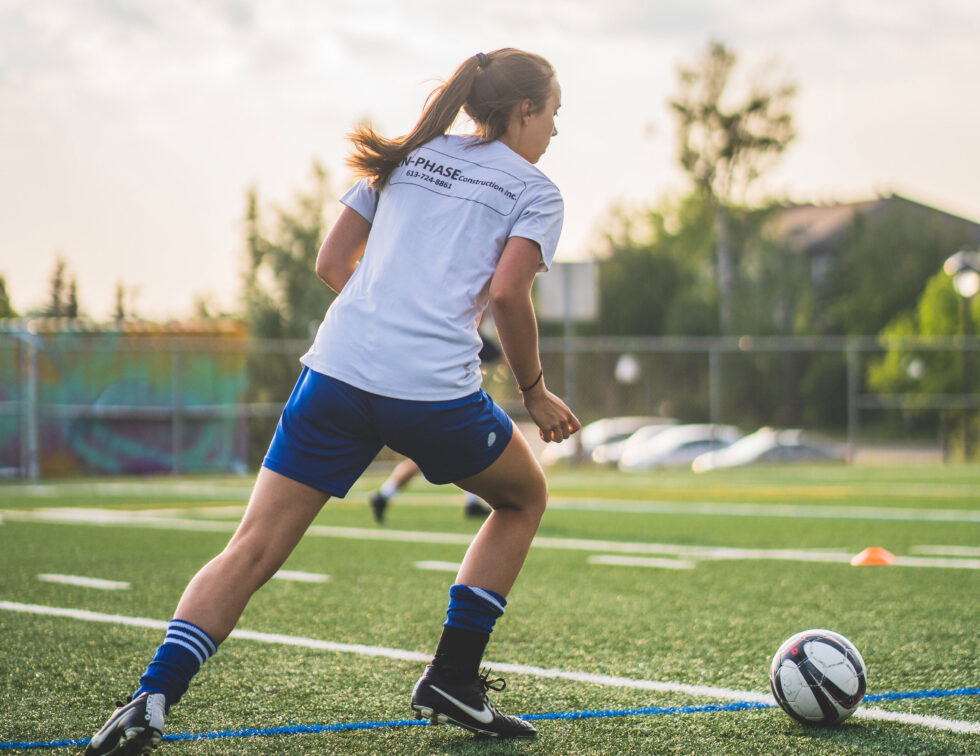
[1,464,977,754]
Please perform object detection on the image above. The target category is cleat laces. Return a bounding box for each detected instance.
[478,669,506,694]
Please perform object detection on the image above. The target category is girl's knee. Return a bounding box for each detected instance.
[489,472,547,514]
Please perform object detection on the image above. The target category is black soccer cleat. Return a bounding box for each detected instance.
[411,666,536,739]
[370,492,388,523]
[84,693,165,756]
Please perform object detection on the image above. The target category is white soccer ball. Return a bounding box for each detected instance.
[769,629,867,726]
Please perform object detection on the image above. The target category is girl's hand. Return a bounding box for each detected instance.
[522,381,581,443]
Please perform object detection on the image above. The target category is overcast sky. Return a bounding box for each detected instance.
[2,0,978,320]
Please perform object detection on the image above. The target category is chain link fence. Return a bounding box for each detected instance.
[1,327,977,479]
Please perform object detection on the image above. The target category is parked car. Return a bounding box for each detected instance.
[540,415,666,466]
[592,420,677,466]
[691,427,845,473]
[617,424,741,471]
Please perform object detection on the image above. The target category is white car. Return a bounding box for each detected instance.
[592,420,677,465]
[691,427,844,473]
[540,416,666,466]
[617,424,742,471]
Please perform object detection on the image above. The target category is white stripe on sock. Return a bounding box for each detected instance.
[467,586,505,615]
[166,629,211,662]
[164,636,207,666]
[169,619,217,655]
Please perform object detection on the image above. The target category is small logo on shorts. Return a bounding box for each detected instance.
[487,432,496,447]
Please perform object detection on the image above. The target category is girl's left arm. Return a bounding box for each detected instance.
[315,206,372,293]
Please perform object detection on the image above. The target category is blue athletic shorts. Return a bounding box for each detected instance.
[263,367,514,497]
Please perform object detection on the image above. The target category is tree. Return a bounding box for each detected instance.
[0,275,17,318]
[48,257,66,317]
[669,40,796,334]
[240,162,338,465]
[242,161,336,339]
[66,279,79,318]
[42,256,81,318]
[813,199,975,336]
[595,192,717,337]
[869,270,979,457]
[114,282,126,321]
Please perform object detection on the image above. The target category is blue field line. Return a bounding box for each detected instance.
[2,687,977,751]
[865,687,980,702]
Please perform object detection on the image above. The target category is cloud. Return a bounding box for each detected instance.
[2,0,979,317]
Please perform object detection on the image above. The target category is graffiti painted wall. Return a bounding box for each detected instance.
[0,320,248,477]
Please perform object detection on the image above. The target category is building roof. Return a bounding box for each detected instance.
[767,194,980,256]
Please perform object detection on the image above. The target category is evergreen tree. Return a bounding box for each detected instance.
[66,279,79,318]
[240,162,338,465]
[42,256,82,318]
[47,257,67,317]
[0,275,17,318]
[242,161,335,339]
[114,281,126,322]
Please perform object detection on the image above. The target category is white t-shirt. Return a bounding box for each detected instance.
[301,134,563,400]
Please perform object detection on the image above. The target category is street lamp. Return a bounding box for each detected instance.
[944,249,980,460]
[944,250,980,299]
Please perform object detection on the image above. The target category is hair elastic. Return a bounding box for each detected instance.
[475,52,489,68]
[518,369,543,393]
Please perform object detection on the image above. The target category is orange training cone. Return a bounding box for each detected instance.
[850,547,895,566]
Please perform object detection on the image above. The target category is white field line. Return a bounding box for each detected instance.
[146,498,980,525]
[549,499,980,524]
[852,706,980,735]
[0,481,255,498]
[588,555,697,570]
[413,561,462,572]
[4,478,979,501]
[273,570,329,583]
[6,508,980,569]
[910,545,980,557]
[1,600,976,734]
[5,480,980,522]
[37,574,130,590]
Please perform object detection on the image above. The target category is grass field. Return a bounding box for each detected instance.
[1,463,978,754]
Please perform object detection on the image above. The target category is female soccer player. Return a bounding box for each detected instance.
[85,48,578,753]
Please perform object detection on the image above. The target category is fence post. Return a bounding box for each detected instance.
[846,344,860,463]
[708,346,722,425]
[22,329,40,479]
[172,347,183,475]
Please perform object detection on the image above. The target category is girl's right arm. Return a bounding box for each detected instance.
[489,235,581,444]
[315,207,372,293]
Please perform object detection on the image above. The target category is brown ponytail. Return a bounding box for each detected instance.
[347,48,555,188]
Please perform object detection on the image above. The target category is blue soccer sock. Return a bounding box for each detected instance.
[444,584,507,634]
[134,619,217,711]
[432,584,507,681]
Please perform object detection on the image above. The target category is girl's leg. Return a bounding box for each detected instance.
[389,457,422,490]
[174,467,329,643]
[452,426,547,595]
[410,428,546,738]
[140,468,327,705]
[371,458,421,522]
[84,469,329,755]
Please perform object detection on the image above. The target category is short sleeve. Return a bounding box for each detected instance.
[341,178,380,223]
[508,184,564,271]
